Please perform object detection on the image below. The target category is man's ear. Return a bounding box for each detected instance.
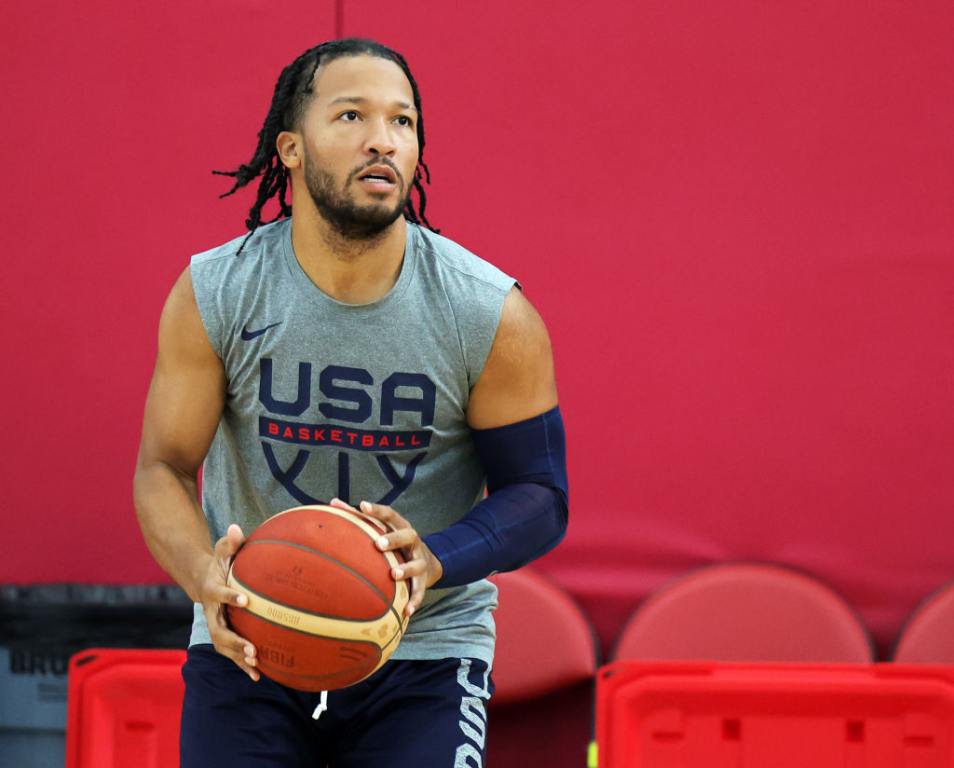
[277,131,303,170]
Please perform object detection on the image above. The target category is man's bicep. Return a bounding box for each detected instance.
[138,268,226,476]
[467,287,558,430]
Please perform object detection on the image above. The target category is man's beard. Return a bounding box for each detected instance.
[303,152,409,241]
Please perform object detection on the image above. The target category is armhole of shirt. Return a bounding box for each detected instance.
[463,278,518,390]
[189,258,225,360]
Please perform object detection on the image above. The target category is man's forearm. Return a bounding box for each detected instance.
[425,406,569,587]
[425,482,567,587]
[133,461,215,602]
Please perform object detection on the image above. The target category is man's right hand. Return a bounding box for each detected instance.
[199,523,259,681]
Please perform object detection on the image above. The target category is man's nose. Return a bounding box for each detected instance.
[364,118,397,156]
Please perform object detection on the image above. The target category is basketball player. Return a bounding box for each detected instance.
[133,38,568,767]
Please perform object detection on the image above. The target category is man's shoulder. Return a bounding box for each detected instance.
[412,224,515,295]
[190,219,288,271]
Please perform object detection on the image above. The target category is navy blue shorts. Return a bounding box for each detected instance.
[180,644,495,767]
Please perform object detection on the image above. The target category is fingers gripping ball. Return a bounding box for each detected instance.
[225,505,410,691]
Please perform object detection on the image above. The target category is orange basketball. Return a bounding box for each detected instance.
[225,505,410,691]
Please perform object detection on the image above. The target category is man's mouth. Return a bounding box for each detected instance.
[357,165,398,186]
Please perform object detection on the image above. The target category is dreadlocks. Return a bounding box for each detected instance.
[213,38,437,253]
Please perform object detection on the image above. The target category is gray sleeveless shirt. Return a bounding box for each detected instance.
[188,218,515,665]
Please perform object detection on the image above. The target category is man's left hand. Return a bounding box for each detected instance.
[328,498,443,617]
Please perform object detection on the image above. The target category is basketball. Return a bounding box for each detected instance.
[225,504,410,691]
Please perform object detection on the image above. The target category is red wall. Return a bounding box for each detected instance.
[2,1,952,658]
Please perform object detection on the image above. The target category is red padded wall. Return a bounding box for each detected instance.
[1,1,952,659]
[339,0,954,656]
[0,1,337,582]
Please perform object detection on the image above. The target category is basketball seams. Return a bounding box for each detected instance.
[237,537,393,615]
[234,607,385,653]
[260,505,407,571]
[266,504,388,537]
[237,612,382,688]
[230,571,406,645]
[384,580,411,653]
[383,602,410,655]
[313,507,411,572]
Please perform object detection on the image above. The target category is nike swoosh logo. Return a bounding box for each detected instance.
[241,321,282,341]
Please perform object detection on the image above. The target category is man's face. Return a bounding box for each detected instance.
[296,54,420,240]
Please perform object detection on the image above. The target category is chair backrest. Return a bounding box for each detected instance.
[893,582,954,663]
[66,648,186,768]
[489,568,598,705]
[612,562,873,662]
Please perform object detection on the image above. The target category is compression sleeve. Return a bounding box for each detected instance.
[423,406,569,588]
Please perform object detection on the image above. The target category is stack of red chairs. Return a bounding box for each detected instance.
[65,567,954,767]
[598,564,954,768]
[66,649,185,768]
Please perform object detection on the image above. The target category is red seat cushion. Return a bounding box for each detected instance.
[490,569,598,704]
[893,582,954,663]
[612,563,873,662]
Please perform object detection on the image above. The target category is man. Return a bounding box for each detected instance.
[134,38,568,767]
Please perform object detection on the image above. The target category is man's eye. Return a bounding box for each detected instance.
[340,111,359,121]
[395,116,413,127]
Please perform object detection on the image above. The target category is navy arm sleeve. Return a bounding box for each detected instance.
[423,406,569,588]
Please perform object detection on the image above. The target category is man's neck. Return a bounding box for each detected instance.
[290,206,408,305]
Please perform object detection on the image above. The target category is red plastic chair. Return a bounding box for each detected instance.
[612,562,873,662]
[893,582,954,663]
[490,567,598,703]
[66,648,186,768]
[487,568,599,768]
[596,660,954,768]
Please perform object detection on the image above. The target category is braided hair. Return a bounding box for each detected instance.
[213,38,437,253]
